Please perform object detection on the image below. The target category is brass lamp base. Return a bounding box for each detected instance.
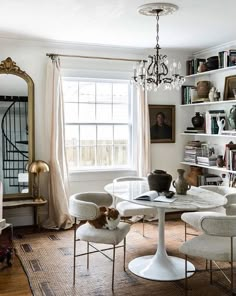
[34,196,45,203]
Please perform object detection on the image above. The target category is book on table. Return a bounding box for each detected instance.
[134,191,176,203]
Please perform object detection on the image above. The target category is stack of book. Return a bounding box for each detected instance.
[198,174,223,186]
[225,142,236,170]
[184,141,204,164]
[196,156,217,166]
[184,127,205,134]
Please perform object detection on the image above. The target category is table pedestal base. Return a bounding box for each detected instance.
[128,254,195,281]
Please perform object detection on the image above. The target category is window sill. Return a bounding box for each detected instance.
[69,168,137,182]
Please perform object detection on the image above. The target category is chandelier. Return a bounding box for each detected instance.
[133,3,185,91]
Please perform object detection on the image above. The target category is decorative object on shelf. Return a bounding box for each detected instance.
[216,155,224,168]
[197,81,210,98]
[208,86,217,102]
[228,105,236,130]
[186,166,203,187]
[28,160,50,202]
[172,169,191,195]
[149,104,175,143]
[197,61,207,73]
[216,115,226,134]
[206,56,219,70]
[147,169,172,192]
[133,3,185,91]
[191,112,204,128]
[214,90,221,101]
[229,49,236,67]
[223,75,236,100]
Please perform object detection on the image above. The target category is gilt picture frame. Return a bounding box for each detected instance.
[223,75,236,100]
[149,104,175,143]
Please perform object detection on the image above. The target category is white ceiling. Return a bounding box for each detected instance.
[0,0,235,52]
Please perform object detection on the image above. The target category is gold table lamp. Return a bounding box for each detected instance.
[28,160,50,202]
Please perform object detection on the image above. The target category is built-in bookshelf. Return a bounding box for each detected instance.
[180,52,236,181]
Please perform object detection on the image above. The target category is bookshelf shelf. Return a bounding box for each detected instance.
[180,161,236,174]
[180,99,236,107]
[180,133,236,138]
[185,65,236,78]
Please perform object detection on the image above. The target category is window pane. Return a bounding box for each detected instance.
[79,82,95,103]
[79,146,95,167]
[79,103,95,122]
[66,146,79,169]
[80,125,96,146]
[113,83,128,103]
[114,125,128,144]
[96,104,112,122]
[63,81,78,102]
[97,125,112,145]
[96,83,112,103]
[113,104,128,122]
[65,125,79,146]
[97,146,112,166]
[64,103,79,123]
[114,145,128,165]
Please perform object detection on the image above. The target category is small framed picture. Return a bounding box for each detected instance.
[149,104,175,143]
[223,75,236,100]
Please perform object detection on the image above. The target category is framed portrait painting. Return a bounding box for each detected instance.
[149,104,175,143]
[223,75,236,100]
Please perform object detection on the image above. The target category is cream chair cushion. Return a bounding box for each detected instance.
[77,222,130,245]
[180,234,236,261]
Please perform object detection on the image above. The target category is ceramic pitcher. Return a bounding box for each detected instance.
[172,169,191,195]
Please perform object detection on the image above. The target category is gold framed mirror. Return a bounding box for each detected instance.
[0,57,34,200]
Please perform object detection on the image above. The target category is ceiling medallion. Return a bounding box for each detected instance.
[133,3,185,91]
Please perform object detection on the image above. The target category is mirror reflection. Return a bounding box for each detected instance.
[0,74,29,194]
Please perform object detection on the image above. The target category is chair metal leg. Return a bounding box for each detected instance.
[123,237,126,271]
[112,245,116,291]
[210,260,213,284]
[231,237,234,295]
[142,217,145,237]
[184,222,187,242]
[87,242,89,270]
[73,218,77,285]
[185,254,188,296]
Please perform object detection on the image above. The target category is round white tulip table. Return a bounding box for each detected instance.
[104,181,226,281]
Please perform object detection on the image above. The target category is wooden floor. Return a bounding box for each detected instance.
[0,254,32,296]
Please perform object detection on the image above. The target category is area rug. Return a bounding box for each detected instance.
[14,220,231,296]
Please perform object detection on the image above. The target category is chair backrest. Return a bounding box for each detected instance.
[200,185,236,196]
[69,192,113,221]
[113,176,146,183]
[200,215,236,237]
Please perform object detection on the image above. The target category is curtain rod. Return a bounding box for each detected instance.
[46,53,144,63]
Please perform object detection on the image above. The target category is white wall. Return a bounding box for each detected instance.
[0,37,191,225]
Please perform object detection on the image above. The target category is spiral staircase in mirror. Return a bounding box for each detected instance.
[1,95,29,194]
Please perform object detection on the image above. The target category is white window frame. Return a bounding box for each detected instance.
[63,76,137,173]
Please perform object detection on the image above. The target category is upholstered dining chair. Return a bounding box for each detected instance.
[181,185,236,241]
[114,176,157,236]
[69,192,130,290]
[179,215,236,295]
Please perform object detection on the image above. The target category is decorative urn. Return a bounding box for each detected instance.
[147,170,172,192]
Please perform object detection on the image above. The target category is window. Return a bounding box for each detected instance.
[63,78,133,171]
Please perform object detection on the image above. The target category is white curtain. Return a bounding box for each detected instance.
[43,57,73,230]
[136,84,151,177]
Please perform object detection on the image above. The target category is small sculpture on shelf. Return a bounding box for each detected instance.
[228,105,236,130]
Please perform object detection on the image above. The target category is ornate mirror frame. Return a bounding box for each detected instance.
[0,57,34,200]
